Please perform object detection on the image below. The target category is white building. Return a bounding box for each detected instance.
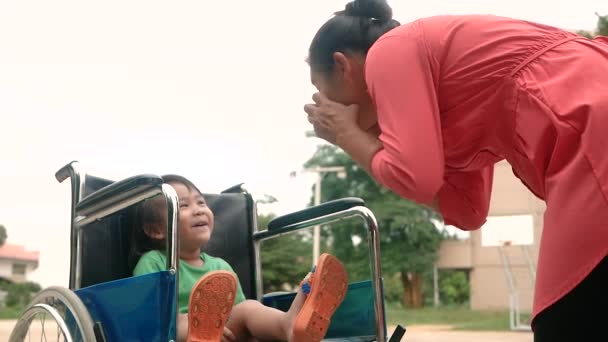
[0,244,39,283]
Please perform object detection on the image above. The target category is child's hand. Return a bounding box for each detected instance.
[221,327,236,342]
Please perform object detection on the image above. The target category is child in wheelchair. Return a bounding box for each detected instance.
[132,174,348,342]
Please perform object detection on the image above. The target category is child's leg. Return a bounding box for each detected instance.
[225,299,294,340]
[291,253,348,341]
[186,271,238,342]
[226,253,347,342]
[177,314,188,342]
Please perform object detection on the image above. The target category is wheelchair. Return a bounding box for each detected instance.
[9,161,406,341]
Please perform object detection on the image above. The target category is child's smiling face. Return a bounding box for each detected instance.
[169,181,215,251]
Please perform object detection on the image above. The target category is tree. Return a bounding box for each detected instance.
[577,13,608,37]
[0,225,6,247]
[597,13,608,36]
[258,213,313,292]
[576,30,594,39]
[257,194,278,205]
[439,270,470,305]
[0,281,41,308]
[303,145,447,307]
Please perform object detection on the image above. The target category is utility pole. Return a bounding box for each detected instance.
[291,166,346,265]
[300,130,347,264]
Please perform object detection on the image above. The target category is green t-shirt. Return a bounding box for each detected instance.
[133,250,246,313]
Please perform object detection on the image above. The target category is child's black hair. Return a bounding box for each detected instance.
[128,174,204,270]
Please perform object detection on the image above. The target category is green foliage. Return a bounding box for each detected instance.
[385,304,521,331]
[577,30,594,39]
[597,13,608,36]
[439,270,470,305]
[0,224,6,247]
[258,213,313,292]
[0,305,22,319]
[0,281,41,310]
[382,273,404,303]
[257,194,278,205]
[303,145,448,304]
[577,13,608,38]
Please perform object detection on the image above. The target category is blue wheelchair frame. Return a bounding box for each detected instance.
[56,162,182,341]
[43,160,397,341]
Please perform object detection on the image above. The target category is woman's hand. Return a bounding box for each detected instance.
[304,92,383,175]
[304,92,360,145]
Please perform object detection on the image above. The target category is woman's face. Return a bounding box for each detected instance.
[309,52,378,131]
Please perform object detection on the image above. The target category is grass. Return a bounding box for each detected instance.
[1,301,530,332]
[386,303,531,331]
[0,306,23,320]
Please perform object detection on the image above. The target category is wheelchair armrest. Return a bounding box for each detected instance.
[76,175,164,216]
[267,197,365,231]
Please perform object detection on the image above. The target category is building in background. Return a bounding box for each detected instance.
[0,244,40,283]
[435,161,543,328]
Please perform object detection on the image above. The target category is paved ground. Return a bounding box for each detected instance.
[388,325,533,342]
[1,320,19,340]
[1,320,17,340]
[2,319,61,340]
[1,320,534,341]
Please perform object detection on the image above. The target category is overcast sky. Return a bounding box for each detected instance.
[1,0,606,288]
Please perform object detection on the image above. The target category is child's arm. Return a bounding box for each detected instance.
[234,279,246,304]
[215,258,247,303]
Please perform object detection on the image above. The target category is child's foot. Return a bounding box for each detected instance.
[290,253,348,342]
[187,271,237,342]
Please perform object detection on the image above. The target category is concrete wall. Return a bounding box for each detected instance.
[436,239,473,269]
[0,259,38,283]
[0,262,11,279]
[468,234,536,312]
[437,161,545,312]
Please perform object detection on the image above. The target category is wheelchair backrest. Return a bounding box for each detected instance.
[204,192,257,299]
[74,174,258,299]
[78,175,134,288]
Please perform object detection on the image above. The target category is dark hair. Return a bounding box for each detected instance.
[130,195,167,268]
[161,174,203,197]
[308,0,400,73]
[129,174,204,269]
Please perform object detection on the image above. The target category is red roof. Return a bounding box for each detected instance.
[0,244,39,262]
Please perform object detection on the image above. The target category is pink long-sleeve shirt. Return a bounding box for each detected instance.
[366,14,608,319]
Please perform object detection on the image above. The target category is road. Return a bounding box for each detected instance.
[1,320,534,341]
[389,325,533,342]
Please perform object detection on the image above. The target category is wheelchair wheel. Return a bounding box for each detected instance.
[9,286,97,342]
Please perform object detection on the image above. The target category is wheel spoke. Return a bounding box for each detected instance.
[56,316,61,341]
[9,287,96,342]
[40,314,46,342]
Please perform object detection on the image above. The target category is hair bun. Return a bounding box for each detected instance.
[343,0,393,21]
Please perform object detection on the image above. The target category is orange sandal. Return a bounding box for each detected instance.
[186,271,237,342]
[292,253,348,342]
